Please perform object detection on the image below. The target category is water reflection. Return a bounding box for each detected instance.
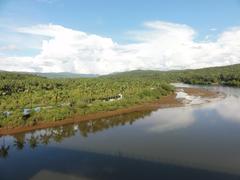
[0,137,10,159]
[214,97,240,122]
[192,85,240,122]
[13,133,25,150]
[0,110,152,158]
[2,85,240,179]
[145,107,194,133]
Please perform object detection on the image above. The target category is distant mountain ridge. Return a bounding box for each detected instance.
[1,63,240,79]
[105,63,240,77]
[35,72,98,78]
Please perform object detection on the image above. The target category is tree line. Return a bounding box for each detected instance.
[1,63,240,128]
[0,71,173,128]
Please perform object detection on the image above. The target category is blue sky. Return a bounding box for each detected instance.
[0,0,240,74]
[1,0,240,41]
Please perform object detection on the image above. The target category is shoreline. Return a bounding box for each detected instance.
[0,87,221,136]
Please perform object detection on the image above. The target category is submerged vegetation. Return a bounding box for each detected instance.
[1,63,240,129]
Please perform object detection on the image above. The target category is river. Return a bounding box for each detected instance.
[1,84,240,180]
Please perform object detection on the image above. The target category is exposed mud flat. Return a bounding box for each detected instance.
[175,87,222,105]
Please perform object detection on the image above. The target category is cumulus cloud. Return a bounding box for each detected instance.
[0,21,240,74]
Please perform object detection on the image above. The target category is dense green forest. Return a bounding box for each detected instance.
[0,71,173,128]
[176,64,240,86]
[1,63,240,128]
[108,64,240,87]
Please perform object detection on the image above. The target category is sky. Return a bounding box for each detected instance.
[0,0,240,74]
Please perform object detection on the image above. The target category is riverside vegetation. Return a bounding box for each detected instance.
[0,72,174,128]
[1,63,240,128]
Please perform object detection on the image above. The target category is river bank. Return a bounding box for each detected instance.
[0,87,221,135]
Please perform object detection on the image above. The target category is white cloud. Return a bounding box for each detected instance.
[0,56,36,72]
[0,21,240,74]
[0,44,17,51]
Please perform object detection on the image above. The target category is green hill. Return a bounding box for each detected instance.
[105,64,240,86]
